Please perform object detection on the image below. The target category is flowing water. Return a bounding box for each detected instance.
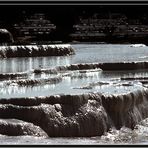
[1,43,148,145]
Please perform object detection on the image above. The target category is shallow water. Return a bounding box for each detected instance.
[0,44,148,98]
[1,43,148,145]
[0,69,146,98]
[0,44,148,73]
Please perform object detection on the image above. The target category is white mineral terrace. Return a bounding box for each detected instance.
[0,44,71,50]
[1,44,148,143]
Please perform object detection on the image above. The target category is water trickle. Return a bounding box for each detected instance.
[1,44,148,144]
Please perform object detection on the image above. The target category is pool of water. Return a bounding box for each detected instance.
[1,43,148,145]
[0,44,148,73]
[0,69,146,98]
[0,44,148,98]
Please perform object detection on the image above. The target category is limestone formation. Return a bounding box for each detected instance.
[0,90,148,137]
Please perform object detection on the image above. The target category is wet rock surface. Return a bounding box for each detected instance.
[0,89,148,137]
[0,119,47,137]
[0,72,28,80]
[33,62,148,74]
[1,44,148,138]
[0,44,75,58]
[5,76,62,86]
[1,61,148,80]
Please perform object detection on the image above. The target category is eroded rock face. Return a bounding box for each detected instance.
[0,119,47,137]
[102,90,148,129]
[1,61,148,137]
[0,89,148,137]
[0,94,110,137]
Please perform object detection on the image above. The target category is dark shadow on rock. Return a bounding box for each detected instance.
[0,89,148,137]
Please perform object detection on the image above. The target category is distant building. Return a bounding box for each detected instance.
[13,13,56,43]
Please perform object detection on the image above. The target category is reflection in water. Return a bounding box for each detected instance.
[1,44,148,144]
[0,48,147,103]
[0,56,71,73]
[1,44,148,73]
[0,70,146,98]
